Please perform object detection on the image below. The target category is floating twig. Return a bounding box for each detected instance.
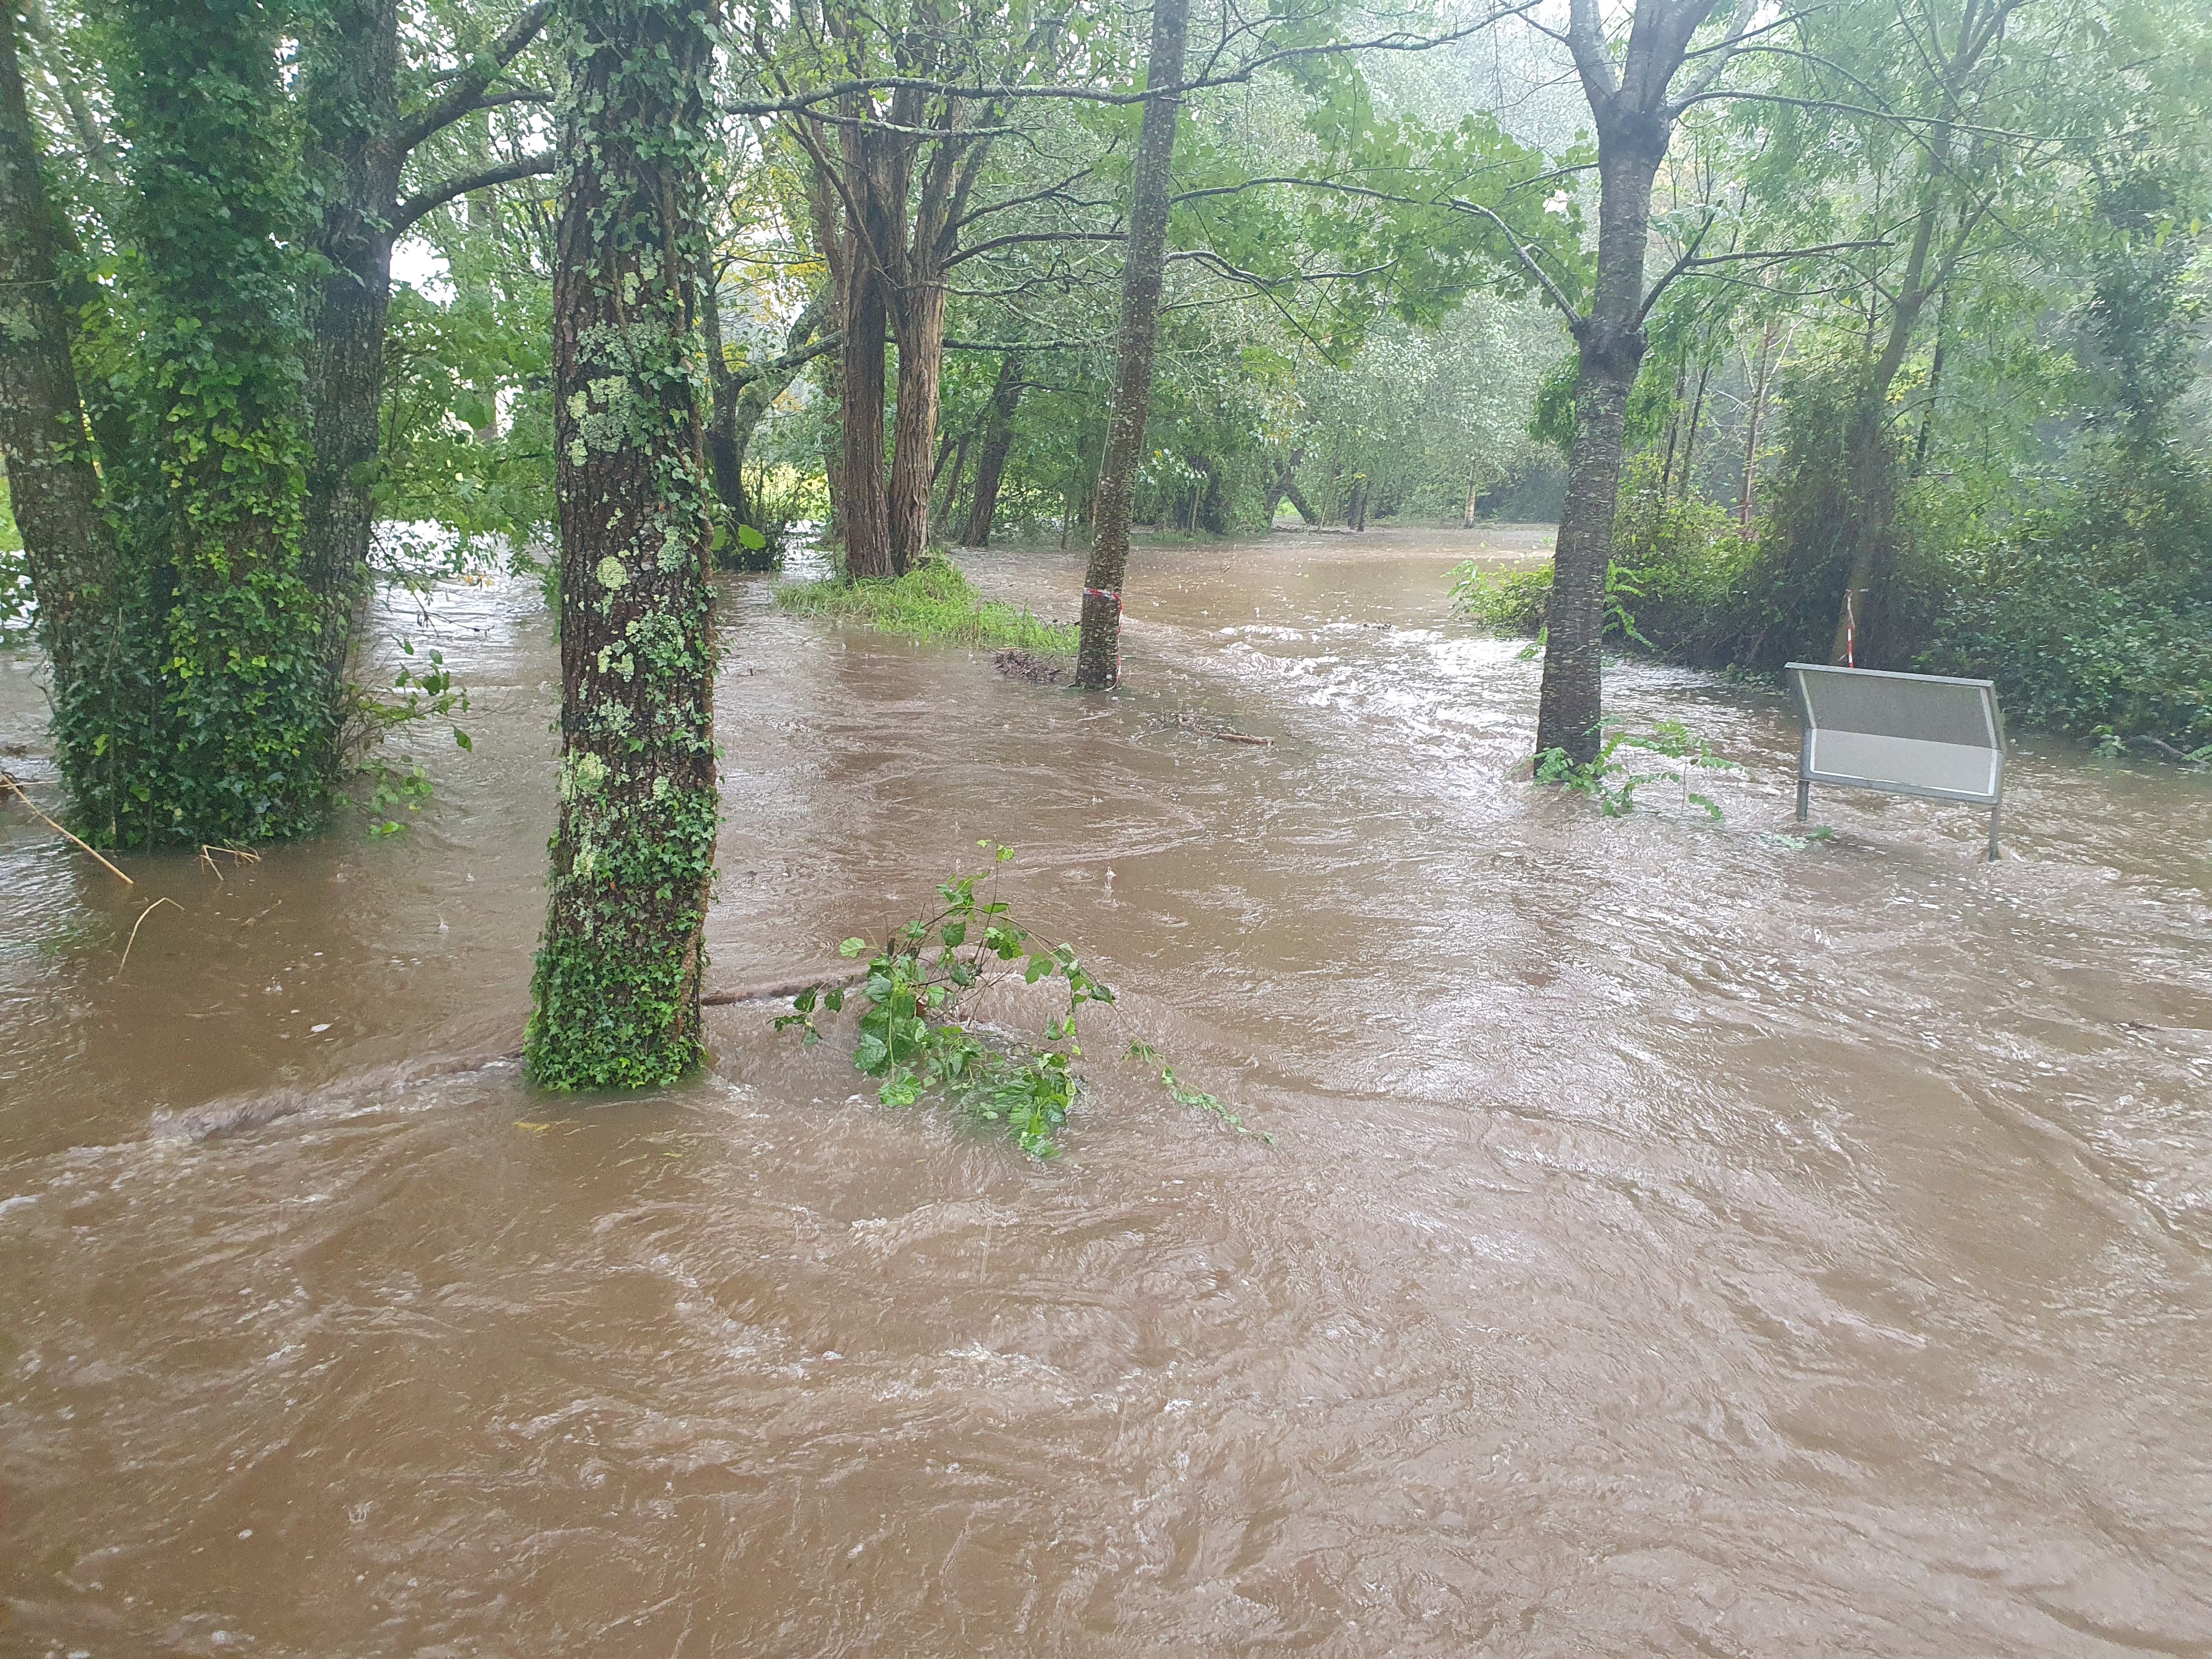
[200,843,262,882]
[1,772,133,884]
[117,895,178,974]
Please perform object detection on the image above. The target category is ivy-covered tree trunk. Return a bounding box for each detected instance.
[525,0,720,1091]
[71,0,334,847]
[1074,0,1188,691]
[0,2,111,694]
[961,350,1024,546]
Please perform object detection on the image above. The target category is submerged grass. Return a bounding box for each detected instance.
[775,558,1076,656]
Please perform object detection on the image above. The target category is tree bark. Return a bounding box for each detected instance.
[298,0,405,691]
[1739,320,1776,529]
[0,3,111,693]
[1074,0,1188,690]
[298,0,553,686]
[839,247,895,575]
[1536,0,1715,763]
[527,0,720,1090]
[960,349,1024,546]
[699,251,746,521]
[886,276,946,566]
[934,428,968,520]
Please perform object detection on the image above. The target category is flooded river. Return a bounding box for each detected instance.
[3,526,2210,1656]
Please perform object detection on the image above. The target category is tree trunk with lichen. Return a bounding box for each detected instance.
[526,0,720,1090]
[1074,0,1188,690]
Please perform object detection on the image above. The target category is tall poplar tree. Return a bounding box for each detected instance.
[524,0,722,1089]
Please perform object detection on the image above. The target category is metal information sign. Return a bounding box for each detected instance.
[1787,662,2008,859]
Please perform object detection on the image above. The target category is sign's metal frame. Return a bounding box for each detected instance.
[1786,662,2008,859]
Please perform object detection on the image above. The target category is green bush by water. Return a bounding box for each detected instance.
[775,558,1076,656]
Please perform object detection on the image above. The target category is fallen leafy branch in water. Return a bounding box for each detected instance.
[1128,1041,1269,1140]
[1535,719,1742,821]
[777,845,1233,1157]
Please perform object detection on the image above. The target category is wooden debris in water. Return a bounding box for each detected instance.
[1,770,134,884]
[1149,710,1273,746]
[993,648,1068,685]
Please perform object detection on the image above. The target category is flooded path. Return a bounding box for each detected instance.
[4,524,2211,1656]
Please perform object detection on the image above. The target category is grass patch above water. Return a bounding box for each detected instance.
[775,558,1076,656]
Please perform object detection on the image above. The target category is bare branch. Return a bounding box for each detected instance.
[725,3,1546,121]
[1446,198,1580,321]
[393,0,555,154]
[1641,236,1890,317]
[391,153,556,235]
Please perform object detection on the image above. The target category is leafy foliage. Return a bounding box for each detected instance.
[1534,719,1741,821]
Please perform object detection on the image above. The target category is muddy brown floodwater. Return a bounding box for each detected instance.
[3,523,2211,1657]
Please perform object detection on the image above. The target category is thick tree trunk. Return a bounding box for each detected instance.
[1535,132,1666,764]
[1074,0,1188,690]
[961,351,1024,546]
[527,0,720,1090]
[886,278,946,567]
[298,0,404,692]
[0,4,111,692]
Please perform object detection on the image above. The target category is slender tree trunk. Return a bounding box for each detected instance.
[0,3,112,693]
[961,350,1023,546]
[1190,454,1227,534]
[698,252,747,522]
[1536,140,1665,763]
[1829,156,1944,662]
[19,0,112,180]
[298,0,405,692]
[1679,347,1712,498]
[934,428,968,520]
[1657,354,1687,496]
[1074,0,1188,689]
[886,277,946,567]
[1462,464,1483,528]
[1739,320,1776,529]
[464,156,503,442]
[527,0,720,1090]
